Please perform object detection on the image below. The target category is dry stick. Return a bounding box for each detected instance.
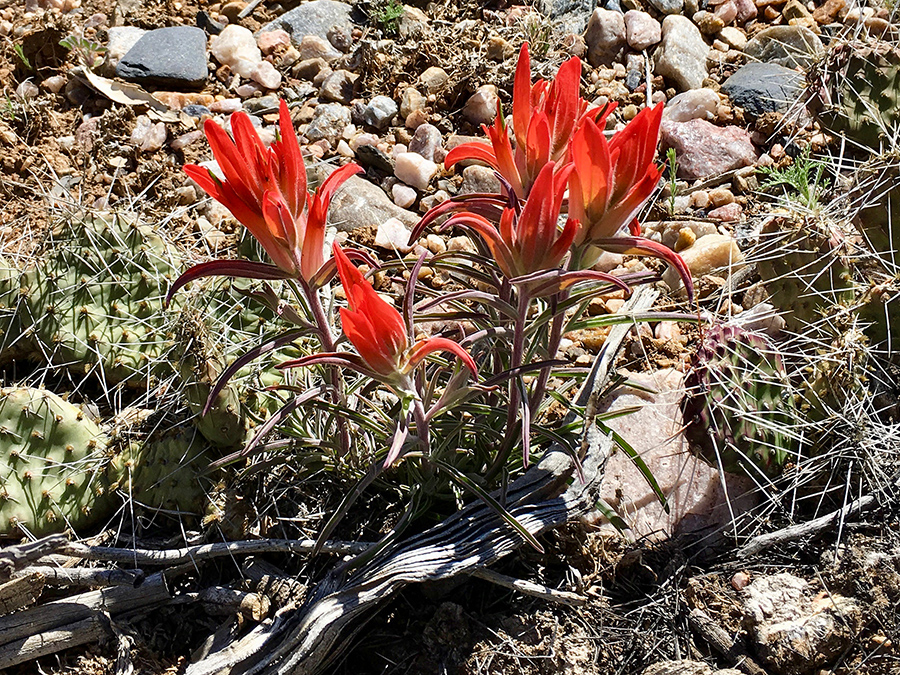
[0,615,107,670]
[688,608,769,675]
[471,568,587,607]
[60,538,368,566]
[15,566,145,588]
[0,571,170,649]
[0,533,69,580]
[738,494,877,557]
[185,287,659,675]
[0,572,44,616]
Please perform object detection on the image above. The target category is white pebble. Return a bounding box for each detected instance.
[375,217,414,253]
[395,152,437,190]
[392,183,417,208]
[210,25,262,78]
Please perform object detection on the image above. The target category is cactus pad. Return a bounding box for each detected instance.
[682,325,800,479]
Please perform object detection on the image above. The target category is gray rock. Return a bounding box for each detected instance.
[542,0,596,34]
[304,102,351,144]
[721,62,803,119]
[323,171,419,231]
[320,69,357,103]
[259,0,353,44]
[654,15,709,91]
[744,25,824,69]
[648,0,684,15]
[743,573,863,674]
[661,119,757,180]
[103,26,146,75]
[116,26,208,88]
[363,95,398,130]
[459,165,501,195]
[585,8,627,67]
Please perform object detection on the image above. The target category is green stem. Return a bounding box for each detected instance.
[485,289,530,483]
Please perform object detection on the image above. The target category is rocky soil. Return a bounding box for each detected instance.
[0,0,899,673]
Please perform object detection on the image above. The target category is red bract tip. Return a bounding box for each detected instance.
[183,99,360,283]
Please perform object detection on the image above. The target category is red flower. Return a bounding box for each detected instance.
[569,103,665,245]
[441,162,578,280]
[567,103,695,301]
[332,243,478,385]
[184,100,361,281]
[444,43,601,199]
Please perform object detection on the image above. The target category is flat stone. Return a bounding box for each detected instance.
[103,26,146,75]
[320,69,357,103]
[116,26,208,88]
[743,25,824,68]
[259,0,353,44]
[719,26,747,50]
[544,0,596,33]
[322,170,419,231]
[419,66,449,94]
[662,88,719,122]
[721,62,803,118]
[660,118,757,180]
[594,369,758,539]
[585,8,627,67]
[654,15,709,91]
[662,233,745,290]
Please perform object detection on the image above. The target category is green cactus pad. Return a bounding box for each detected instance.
[113,427,214,515]
[17,212,182,387]
[682,325,800,479]
[0,387,113,536]
[757,216,854,332]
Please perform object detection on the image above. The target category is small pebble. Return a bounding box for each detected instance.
[674,227,696,251]
[210,98,243,114]
[41,75,67,93]
[182,104,212,118]
[375,217,414,253]
[709,187,735,207]
[424,233,446,254]
[392,183,417,208]
[395,151,438,190]
[171,129,205,150]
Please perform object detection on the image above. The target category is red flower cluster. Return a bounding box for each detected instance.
[436,43,693,299]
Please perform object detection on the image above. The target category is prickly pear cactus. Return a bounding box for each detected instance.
[112,427,214,515]
[808,39,900,149]
[756,217,854,332]
[682,325,800,479]
[17,211,182,387]
[0,387,114,536]
[173,312,247,449]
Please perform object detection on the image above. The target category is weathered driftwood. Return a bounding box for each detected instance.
[470,568,587,606]
[0,534,69,580]
[0,571,170,649]
[198,586,271,621]
[242,557,307,609]
[0,572,45,616]
[0,615,107,669]
[183,287,658,675]
[61,538,366,566]
[15,566,145,588]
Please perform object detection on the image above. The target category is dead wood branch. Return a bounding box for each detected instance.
[0,534,69,580]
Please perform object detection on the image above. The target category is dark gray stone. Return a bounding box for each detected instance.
[625,69,642,91]
[116,26,208,89]
[259,0,353,45]
[541,0,597,33]
[721,62,803,119]
[182,104,211,117]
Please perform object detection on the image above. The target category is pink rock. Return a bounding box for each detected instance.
[594,369,759,539]
[708,202,743,221]
[734,0,758,22]
[715,0,738,23]
[624,10,661,50]
[257,28,291,55]
[661,119,757,180]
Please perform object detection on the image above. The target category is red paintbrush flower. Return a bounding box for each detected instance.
[440,161,578,280]
[180,99,361,283]
[444,43,603,199]
[281,243,478,387]
[567,103,695,301]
